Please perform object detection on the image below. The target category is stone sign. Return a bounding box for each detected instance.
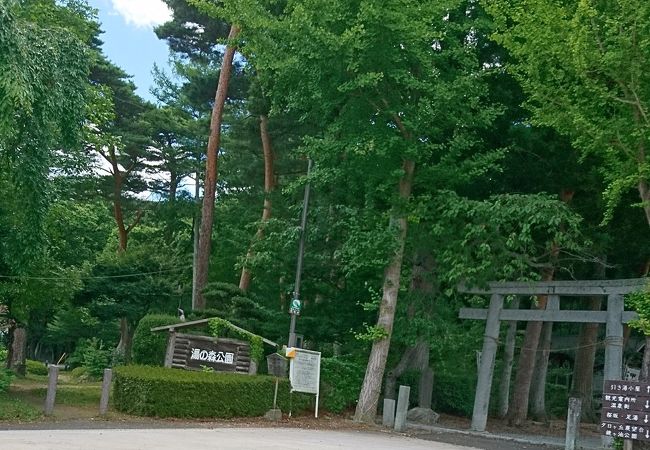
[601,380,650,441]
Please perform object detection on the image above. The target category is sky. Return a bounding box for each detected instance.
[87,0,173,102]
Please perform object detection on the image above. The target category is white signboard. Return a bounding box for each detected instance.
[287,348,321,417]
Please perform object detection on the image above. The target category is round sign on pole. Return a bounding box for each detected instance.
[289,298,301,315]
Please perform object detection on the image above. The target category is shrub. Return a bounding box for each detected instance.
[113,365,311,418]
[0,369,13,393]
[26,359,48,376]
[132,314,178,366]
[70,366,89,380]
[320,357,365,413]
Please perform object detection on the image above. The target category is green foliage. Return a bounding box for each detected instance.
[486,0,650,221]
[0,368,13,393]
[627,287,650,335]
[70,366,89,381]
[25,360,48,376]
[320,357,365,413]
[353,324,389,343]
[69,338,112,378]
[113,365,310,418]
[132,314,179,366]
[207,317,264,363]
[82,338,112,378]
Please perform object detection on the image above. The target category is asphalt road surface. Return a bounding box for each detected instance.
[1,427,482,450]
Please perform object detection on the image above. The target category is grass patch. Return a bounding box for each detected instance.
[31,386,102,405]
[0,393,41,421]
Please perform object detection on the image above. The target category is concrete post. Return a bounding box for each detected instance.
[604,294,624,382]
[383,398,396,427]
[99,368,112,415]
[471,294,504,431]
[44,364,60,415]
[394,385,411,432]
[565,397,581,450]
[603,294,624,449]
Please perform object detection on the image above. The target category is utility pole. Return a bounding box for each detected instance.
[288,159,312,348]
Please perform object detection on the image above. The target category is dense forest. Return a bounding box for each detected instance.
[2,0,650,428]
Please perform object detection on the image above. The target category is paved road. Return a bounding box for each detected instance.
[1,427,479,450]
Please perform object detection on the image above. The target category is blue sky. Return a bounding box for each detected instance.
[87,0,173,102]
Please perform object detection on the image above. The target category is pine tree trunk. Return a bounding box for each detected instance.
[529,320,553,422]
[354,159,415,423]
[498,297,520,418]
[194,25,241,310]
[507,295,549,426]
[239,114,275,292]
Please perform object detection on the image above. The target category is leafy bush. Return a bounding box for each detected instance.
[0,369,13,393]
[70,338,112,378]
[320,357,365,413]
[132,314,178,366]
[0,347,7,363]
[70,366,89,381]
[26,359,48,376]
[113,365,311,418]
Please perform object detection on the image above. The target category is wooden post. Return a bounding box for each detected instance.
[565,397,581,450]
[394,385,410,432]
[383,398,396,427]
[99,368,112,415]
[471,294,504,431]
[164,329,176,368]
[44,365,60,415]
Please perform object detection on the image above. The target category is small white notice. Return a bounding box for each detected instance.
[287,347,321,417]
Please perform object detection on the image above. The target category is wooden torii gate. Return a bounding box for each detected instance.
[458,278,645,432]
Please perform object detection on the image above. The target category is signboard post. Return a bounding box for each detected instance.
[601,379,650,444]
[286,347,321,418]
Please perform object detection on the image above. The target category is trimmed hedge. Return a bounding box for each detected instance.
[132,314,178,366]
[113,365,311,418]
[26,359,49,376]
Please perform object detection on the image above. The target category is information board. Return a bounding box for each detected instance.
[601,380,650,441]
[287,347,321,417]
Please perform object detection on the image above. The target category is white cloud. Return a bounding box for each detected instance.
[110,0,172,28]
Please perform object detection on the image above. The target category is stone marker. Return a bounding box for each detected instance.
[99,368,112,415]
[44,364,61,415]
[264,408,282,421]
[383,399,396,427]
[565,397,581,450]
[394,385,410,432]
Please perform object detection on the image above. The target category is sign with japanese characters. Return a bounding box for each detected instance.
[287,347,321,418]
[169,333,251,374]
[601,380,650,441]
